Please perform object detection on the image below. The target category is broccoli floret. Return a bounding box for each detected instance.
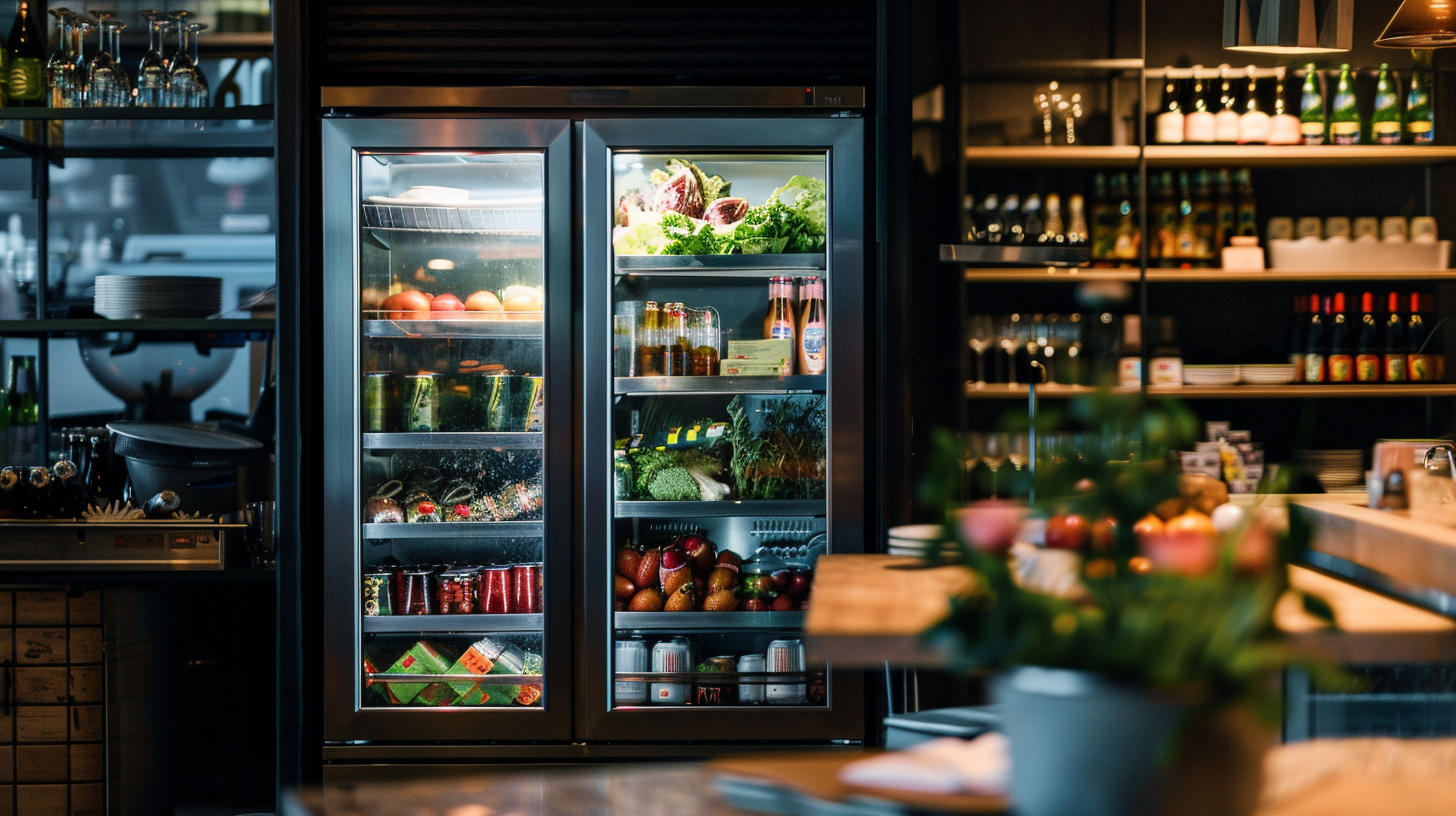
[646,467,703,501]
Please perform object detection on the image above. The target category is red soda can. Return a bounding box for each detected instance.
[512,562,542,613]
[400,568,436,615]
[479,565,515,614]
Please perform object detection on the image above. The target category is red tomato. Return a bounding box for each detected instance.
[387,290,431,320]
[1044,513,1090,550]
[431,293,465,316]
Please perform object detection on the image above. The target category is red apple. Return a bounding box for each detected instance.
[1090,517,1117,551]
[431,293,465,317]
[769,569,791,592]
[1044,513,1090,550]
[956,500,1026,555]
[744,597,771,612]
[771,594,794,611]
[716,550,743,572]
[786,570,813,598]
[660,544,687,572]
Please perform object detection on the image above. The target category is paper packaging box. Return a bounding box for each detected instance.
[723,339,792,376]
[381,641,452,704]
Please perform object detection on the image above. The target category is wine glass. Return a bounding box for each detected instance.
[135,9,168,107]
[166,16,208,108]
[997,314,1019,386]
[980,432,1009,498]
[84,12,126,107]
[1007,434,1030,471]
[45,8,77,108]
[967,314,995,387]
[960,432,983,503]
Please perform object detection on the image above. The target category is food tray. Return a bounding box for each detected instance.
[361,203,542,233]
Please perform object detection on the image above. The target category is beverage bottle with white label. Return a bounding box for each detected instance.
[797,276,826,376]
[763,276,798,370]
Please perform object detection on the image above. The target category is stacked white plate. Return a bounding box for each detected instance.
[1241,364,1299,385]
[1183,365,1241,386]
[1296,449,1365,491]
[887,524,959,558]
[94,275,222,319]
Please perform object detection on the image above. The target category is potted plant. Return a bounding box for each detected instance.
[923,393,1348,816]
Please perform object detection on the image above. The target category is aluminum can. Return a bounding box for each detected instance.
[479,565,515,614]
[736,653,766,703]
[512,562,542,613]
[696,655,738,706]
[402,373,438,432]
[765,639,807,704]
[400,568,436,615]
[613,639,649,705]
[650,640,690,705]
[363,372,395,432]
[361,571,396,616]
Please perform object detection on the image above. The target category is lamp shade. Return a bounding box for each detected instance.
[1376,0,1456,47]
[1224,0,1354,53]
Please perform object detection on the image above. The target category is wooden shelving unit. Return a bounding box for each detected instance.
[963,383,1456,399]
[963,268,1456,283]
[963,145,1456,168]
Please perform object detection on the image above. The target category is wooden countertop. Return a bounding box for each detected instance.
[803,554,1456,667]
[1294,500,1456,598]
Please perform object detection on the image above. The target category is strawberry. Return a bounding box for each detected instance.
[716,550,743,571]
[662,564,693,597]
[703,587,739,612]
[614,575,636,601]
[616,546,642,580]
[627,588,664,611]
[743,596,771,612]
[664,583,697,612]
[707,567,737,593]
[771,594,795,612]
[634,548,661,590]
[681,534,716,575]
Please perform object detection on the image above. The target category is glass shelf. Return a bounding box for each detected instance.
[615,253,826,278]
[963,145,1456,168]
[0,108,275,156]
[0,318,274,337]
[362,432,543,450]
[614,501,826,519]
[614,375,825,395]
[361,318,543,339]
[363,613,542,634]
[362,522,544,539]
[963,383,1456,399]
[615,611,806,631]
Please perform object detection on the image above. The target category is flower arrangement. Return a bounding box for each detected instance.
[922,392,1347,719]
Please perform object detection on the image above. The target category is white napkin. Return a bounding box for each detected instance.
[838,734,1010,796]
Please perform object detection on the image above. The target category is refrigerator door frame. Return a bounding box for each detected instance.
[321,117,575,743]
[581,117,867,742]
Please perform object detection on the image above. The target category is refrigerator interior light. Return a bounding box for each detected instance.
[426,258,456,270]
[1376,0,1456,47]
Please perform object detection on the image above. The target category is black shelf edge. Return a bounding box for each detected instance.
[614,611,806,631]
[362,432,544,450]
[361,318,544,340]
[362,521,544,539]
[0,105,274,121]
[0,318,275,335]
[613,501,826,519]
[940,243,1091,267]
[614,376,826,395]
[363,613,542,634]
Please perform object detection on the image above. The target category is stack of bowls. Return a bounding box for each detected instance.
[94,275,222,319]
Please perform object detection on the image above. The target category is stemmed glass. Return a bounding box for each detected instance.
[166,13,208,107]
[84,10,127,106]
[979,432,1009,498]
[135,9,168,107]
[1006,433,1030,471]
[967,314,995,387]
[45,8,78,108]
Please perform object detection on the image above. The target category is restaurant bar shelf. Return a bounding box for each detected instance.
[962,145,1456,168]
[0,318,275,336]
[958,268,1456,283]
[614,611,807,631]
[362,432,543,451]
[614,375,825,395]
[361,522,544,539]
[613,501,826,519]
[963,383,1456,399]
[363,613,543,634]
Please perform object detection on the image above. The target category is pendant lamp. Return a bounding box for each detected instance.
[1224,0,1353,53]
[1376,0,1456,47]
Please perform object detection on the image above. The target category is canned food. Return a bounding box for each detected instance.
[400,568,437,615]
[512,562,542,613]
[362,571,396,616]
[736,653,766,704]
[479,565,515,614]
[766,639,807,704]
[363,372,395,433]
[438,567,481,614]
[403,373,438,432]
[650,640,690,705]
[614,638,649,705]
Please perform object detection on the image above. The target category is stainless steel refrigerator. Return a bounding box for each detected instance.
[320,103,866,756]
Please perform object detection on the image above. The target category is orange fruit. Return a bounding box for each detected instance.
[1165,510,1217,539]
[1132,514,1165,537]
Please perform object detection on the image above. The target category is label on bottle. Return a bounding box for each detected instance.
[1385,353,1408,382]
[1410,354,1436,382]
[1407,120,1434,143]
[1300,122,1326,144]
[1329,121,1361,145]
[1355,354,1382,382]
[1118,357,1142,387]
[769,322,794,340]
[6,58,42,102]
[1290,353,1306,383]
[1372,122,1402,145]
[1149,357,1182,385]
[1183,111,1215,143]
[1328,354,1354,383]
[801,325,826,368]
[1154,113,1185,144]
[1304,353,1326,383]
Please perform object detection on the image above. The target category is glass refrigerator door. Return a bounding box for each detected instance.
[582,119,866,742]
[322,120,572,742]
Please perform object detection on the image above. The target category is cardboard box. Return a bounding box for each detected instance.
[723,340,792,376]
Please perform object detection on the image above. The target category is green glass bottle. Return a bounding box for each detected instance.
[1406,70,1434,145]
[5,356,37,464]
[1299,64,1326,145]
[1371,63,1403,145]
[5,0,44,106]
[1329,64,1361,145]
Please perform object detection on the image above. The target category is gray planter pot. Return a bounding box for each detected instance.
[991,667,1190,816]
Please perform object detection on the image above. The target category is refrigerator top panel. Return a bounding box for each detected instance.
[321,86,866,110]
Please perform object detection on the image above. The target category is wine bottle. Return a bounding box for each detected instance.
[1003,193,1024,245]
[5,355,36,465]
[1234,168,1257,238]
[1041,193,1064,244]
[1305,295,1330,384]
[1327,293,1354,383]
[1112,174,1140,264]
[1238,66,1271,144]
[1408,292,1437,382]
[1214,64,1242,144]
[1173,172,1198,265]
[1066,194,1088,246]
[1269,66,1303,145]
[981,193,1005,244]
[1155,69,1185,144]
[1191,170,1216,263]
[1118,314,1143,387]
[1329,64,1361,145]
[5,0,43,106]
[1356,292,1382,383]
[1213,169,1237,250]
[1384,292,1409,382]
[1184,67,1215,143]
[1021,194,1045,244]
[1406,70,1434,145]
[1089,174,1114,262]
[1151,171,1178,265]
[961,194,980,243]
[1299,64,1327,145]
[1371,63,1403,146]
[1288,295,1309,383]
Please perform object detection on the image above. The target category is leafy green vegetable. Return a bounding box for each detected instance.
[729,175,828,255]
[665,158,731,203]
[659,212,733,256]
[725,396,827,500]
